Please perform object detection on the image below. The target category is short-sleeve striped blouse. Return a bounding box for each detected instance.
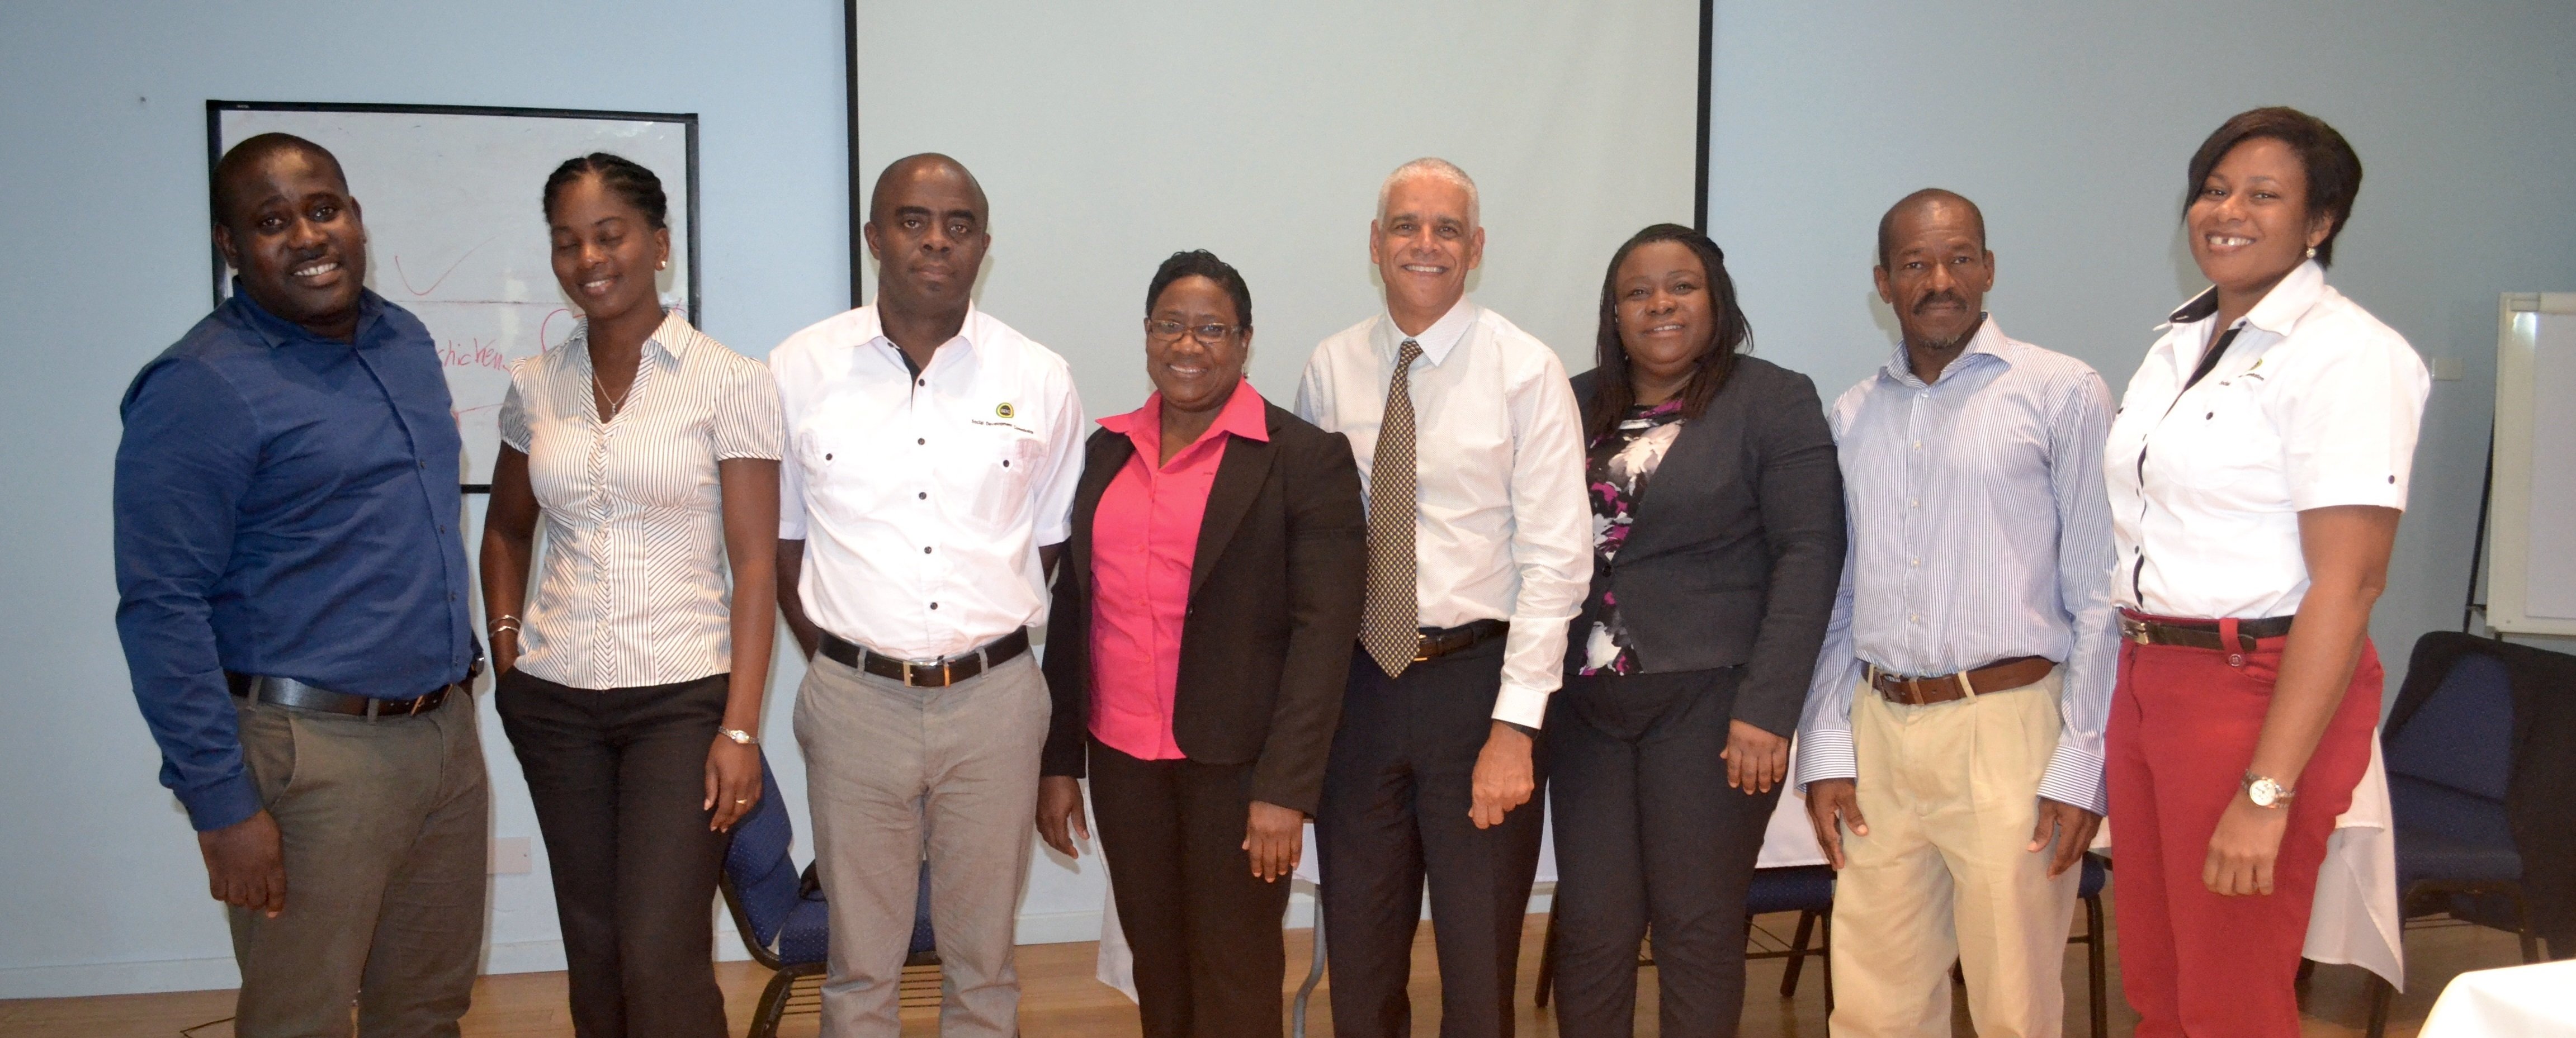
[498,310,784,690]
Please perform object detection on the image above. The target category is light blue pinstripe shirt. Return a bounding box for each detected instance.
[1792,318,2120,814]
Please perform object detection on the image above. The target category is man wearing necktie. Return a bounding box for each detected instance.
[1294,158,1592,1037]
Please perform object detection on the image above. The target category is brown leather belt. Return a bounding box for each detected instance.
[821,628,1030,688]
[1408,619,1510,662]
[227,672,464,719]
[1866,656,2057,707]
[2118,611,2294,652]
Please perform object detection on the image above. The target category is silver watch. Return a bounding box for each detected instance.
[719,728,759,746]
[2243,772,2295,808]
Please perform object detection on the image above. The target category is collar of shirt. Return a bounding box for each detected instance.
[227,277,387,349]
[562,308,697,372]
[1374,296,1478,366]
[2161,259,2329,339]
[839,303,991,381]
[1099,378,1270,463]
[1877,314,2014,389]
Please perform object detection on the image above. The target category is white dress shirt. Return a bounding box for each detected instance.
[2107,262,2430,618]
[499,310,783,690]
[772,305,1086,660]
[1293,298,1592,728]
[1793,319,2121,813]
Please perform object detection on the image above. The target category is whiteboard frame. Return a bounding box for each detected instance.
[2485,292,2576,636]
[205,101,703,490]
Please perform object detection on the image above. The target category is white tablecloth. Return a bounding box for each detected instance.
[2418,959,2576,1036]
[1092,739,2403,998]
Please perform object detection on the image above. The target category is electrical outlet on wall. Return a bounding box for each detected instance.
[491,836,533,875]
[2431,356,2465,381]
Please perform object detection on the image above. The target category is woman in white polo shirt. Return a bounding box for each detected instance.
[2104,107,2429,1038]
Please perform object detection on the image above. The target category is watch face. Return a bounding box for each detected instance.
[2249,778,2282,807]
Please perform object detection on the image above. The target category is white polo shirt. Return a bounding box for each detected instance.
[2106,261,2430,619]
[772,305,1085,660]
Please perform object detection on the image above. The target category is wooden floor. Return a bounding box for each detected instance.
[0,907,2534,1037]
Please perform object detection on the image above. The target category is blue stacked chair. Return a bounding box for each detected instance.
[719,753,937,1038]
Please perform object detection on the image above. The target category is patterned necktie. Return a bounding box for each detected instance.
[1361,338,1426,677]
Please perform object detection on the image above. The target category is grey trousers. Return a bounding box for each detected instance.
[229,690,491,1038]
[794,651,1050,1037]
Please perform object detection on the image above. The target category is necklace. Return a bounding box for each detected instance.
[591,366,635,421]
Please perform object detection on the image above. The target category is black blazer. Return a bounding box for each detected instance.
[1041,400,1367,814]
[1567,356,1846,737]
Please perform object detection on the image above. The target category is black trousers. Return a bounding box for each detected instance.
[1547,667,1780,1038]
[1090,738,1294,1037]
[495,668,731,1038]
[1317,639,1547,1038]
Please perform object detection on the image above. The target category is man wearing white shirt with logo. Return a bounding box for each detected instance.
[1296,158,1591,1037]
[772,154,1085,1038]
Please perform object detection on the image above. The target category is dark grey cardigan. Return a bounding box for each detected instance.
[1567,356,1846,737]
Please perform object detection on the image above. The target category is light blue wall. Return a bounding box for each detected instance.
[6,0,2575,1000]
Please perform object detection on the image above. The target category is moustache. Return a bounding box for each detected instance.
[1913,292,1969,315]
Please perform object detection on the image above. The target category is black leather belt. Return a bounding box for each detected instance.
[1409,619,1510,662]
[226,672,464,719]
[820,628,1030,688]
[2117,610,2295,652]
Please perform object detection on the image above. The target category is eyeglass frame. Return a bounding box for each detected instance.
[1143,317,1243,345]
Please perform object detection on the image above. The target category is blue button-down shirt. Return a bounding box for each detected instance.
[115,285,475,832]
[1792,318,2119,813]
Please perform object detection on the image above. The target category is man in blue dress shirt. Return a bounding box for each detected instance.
[1794,189,2117,1038]
[115,134,486,1036]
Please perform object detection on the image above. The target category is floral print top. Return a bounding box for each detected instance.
[1576,398,1688,675]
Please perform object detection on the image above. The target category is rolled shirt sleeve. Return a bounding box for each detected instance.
[2036,367,2119,816]
[114,358,264,832]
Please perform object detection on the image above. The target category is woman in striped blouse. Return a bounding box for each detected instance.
[480,153,783,1038]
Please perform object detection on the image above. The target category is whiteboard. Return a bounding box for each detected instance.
[850,0,1704,419]
[210,102,699,489]
[2485,293,2576,635]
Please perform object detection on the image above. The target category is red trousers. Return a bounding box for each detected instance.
[2105,618,2381,1038]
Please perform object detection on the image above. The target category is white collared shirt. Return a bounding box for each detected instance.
[1293,298,1592,727]
[772,305,1086,660]
[499,311,784,690]
[2107,262,2430,619]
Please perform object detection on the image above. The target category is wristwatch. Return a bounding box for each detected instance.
[2243,771,2295,808]
[719,728,759,746]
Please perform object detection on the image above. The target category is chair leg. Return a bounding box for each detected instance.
[2086,893,2107,1038]
[1535,892,1561,1007]
[2296,958,2315,987]
[750,969,797,1038]
[1821,907,1835,1013]
[1293,903,1326,1038]
[2506,883,2544,965]
[1780,909,1816,997]
[2365,971,2393,1038]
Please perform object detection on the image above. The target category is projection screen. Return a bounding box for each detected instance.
[849,0,1712,416]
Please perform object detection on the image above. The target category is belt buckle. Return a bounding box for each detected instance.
[2119,615,2152,644]
[902,658,953,688]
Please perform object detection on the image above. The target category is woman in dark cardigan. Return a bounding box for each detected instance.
[1033,249,1367,1037]
[1549,223,1847,1037]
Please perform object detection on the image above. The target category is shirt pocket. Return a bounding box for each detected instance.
[2163,377,2284,506]
[794,423,882,524]
[959,424,1046,535]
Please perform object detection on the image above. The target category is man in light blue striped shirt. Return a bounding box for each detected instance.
[1794,189,2117,1038]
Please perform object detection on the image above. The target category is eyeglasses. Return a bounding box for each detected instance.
[1145,319,1239,344]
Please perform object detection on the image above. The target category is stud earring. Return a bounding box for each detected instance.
[658,260,667,270]
[2304,247,2317,259]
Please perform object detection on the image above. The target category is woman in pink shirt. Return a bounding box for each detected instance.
[1036,250,1367,1037]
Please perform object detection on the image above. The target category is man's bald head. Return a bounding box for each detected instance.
[868,153,988,226]
[212,133,347,230]
[1875,188,1986,270]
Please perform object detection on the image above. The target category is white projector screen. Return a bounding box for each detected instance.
[849,0,1709,416]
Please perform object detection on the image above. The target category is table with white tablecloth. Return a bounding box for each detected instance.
[1091,740,2404,1000]
[2418,959,2576,1036]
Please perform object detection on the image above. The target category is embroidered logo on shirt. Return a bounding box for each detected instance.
[994,402,1016,419]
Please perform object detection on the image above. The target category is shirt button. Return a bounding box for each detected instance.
[1912,440,1922,449]
[918,438,927,445]
[1909,498,1920,508]
[918,491,928,500]
[1909,614,1920,624]
[923,546,933,554]
[1909,558,1920,566]
[929,602,939,610]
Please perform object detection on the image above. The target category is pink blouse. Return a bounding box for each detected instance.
[1087,381,1270,761]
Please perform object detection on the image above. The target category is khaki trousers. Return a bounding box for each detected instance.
[229,691,491,1038]
[1827,672,2078,1038]
[794,651,1050,1038]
